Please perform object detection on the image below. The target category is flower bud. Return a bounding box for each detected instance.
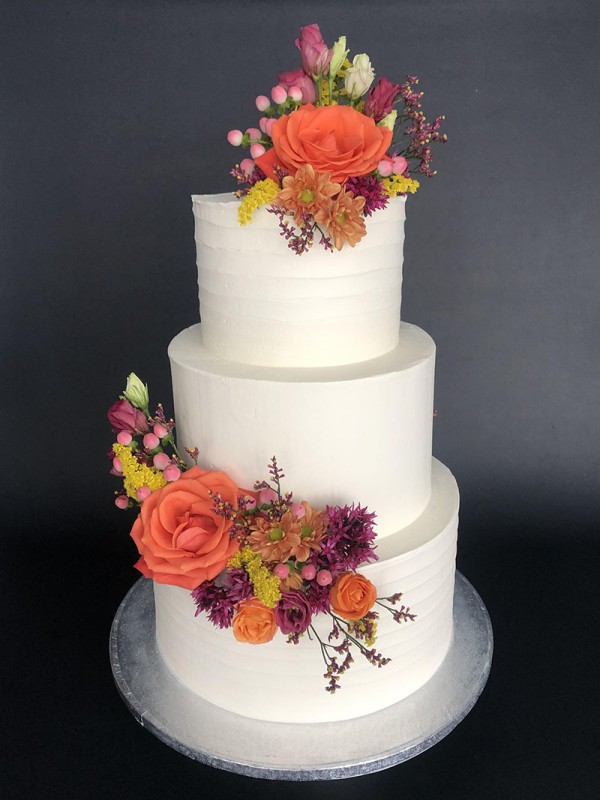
[136,486,151,501]
[271,84,288,104]
[377,110,397,131]
[115,495,129,509]
[317,569,333,586]
[153,423,169,439]
[122,373,149,412]
[143,432,160,450]
[344,53,375,99]
[288,85,302,102]
[227,129,243,146]
[329,35,349,78]
[153,452,171,470]
[249,143,266,159]
[255,95,271,111]
[273,563,289,579]
[163,464,181,482]
[116,431,132,446]
[301,564,316,580]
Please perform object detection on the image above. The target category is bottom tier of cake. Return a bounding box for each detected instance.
[154,459,459,724]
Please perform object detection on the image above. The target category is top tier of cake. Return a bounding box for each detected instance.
[192,193,406,368]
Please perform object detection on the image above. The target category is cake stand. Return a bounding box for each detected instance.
[110,572,493,780]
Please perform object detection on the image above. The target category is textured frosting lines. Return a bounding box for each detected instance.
[192,193,406,367]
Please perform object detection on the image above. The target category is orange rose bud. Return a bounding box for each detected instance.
[232,598,278,644]
[330,572,377,620]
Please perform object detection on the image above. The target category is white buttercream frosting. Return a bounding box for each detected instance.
[154,459,459,723]
[192,193,406,367]
[168,321,435,537]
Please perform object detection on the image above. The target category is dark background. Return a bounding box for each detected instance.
[2,1,599,797]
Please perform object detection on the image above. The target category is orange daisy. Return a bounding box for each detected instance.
[314,190,366,250]
[277,164,342,224]
[247,511,302,564]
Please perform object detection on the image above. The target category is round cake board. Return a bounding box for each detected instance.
[110,572,493,780]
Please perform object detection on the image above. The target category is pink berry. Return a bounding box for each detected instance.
[289,85,302,102]
[143,433,160,450]
[259,116,269,134]
[163,465,181,482]
[241,494,257,509]
[392,156,409,175]
[249,143,266,159]
[227,129,243,146]
[112,457,123,474]
[301,564,316,581]
[153,452,171,470]
[255,95,271,112]
[240,158,255,175]
[117,431,132,446]
[291,502,306,518]
[378,158,393,177]
[136,486,151,501]
[115,495,129,509]
[153,423,168,439]
[273,564,289,579]
[271,84,287,104]
[245,127,262,142]
[259,488,278,506]
[317,569,332,587]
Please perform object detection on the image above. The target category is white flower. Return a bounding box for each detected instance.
[329,35,349,78]
[344,53,375,99]
[122,372,149,412]
[378,110,397,131]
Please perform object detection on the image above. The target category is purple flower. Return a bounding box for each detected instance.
[275,590,313,635]
[345,176,389,217]
[315,504,378,575]
[108,399,148,434]
[192,568,253,629]
[295,24,331,78]
[277,69,317,104]
[365,76,402,122]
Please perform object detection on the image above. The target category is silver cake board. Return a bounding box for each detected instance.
[110,572,493,780]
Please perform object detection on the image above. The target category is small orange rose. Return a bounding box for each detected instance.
[330,572,377,620]
[130,465,240,590]
[232,598,278,644]
[256,104,392,184]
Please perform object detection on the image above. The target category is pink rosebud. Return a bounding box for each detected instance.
[271,84,288,104]
[291,502,306,518]
[153,452,171,470]
[301,564,316,581]
[365,76,403,122]
[240,157,255,175]
[273,564,289,579]
[249,143,266,159]
[116,431,132,445]
[153,423,168,439]
[277,69,317,104]
[143,433,160,450]
[163,464,181,482]
[295,23,332,78]
[255,95,271,111]
[289,85,303,102]
[377,158,393,177]
[392,155,409,175]
[108,399,148,435]
[136,486,151,501]
[115,495,129,510]
[227,129,243,146]
[259,488,278,506]
[246,127,262,142]
[317,569,332,586]
[112,457,123,474]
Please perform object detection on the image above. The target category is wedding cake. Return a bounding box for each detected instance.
[108,24,455,726]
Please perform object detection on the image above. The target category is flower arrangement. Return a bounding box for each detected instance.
[108,375,416,691]
[227,23,446,253]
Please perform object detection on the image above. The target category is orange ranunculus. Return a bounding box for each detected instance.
[232,598,277,644]
[330,572,377,620]
[130,465,240,590]
[255,104,392,184]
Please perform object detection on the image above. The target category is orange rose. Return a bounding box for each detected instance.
[255,104,392,184]
[232,598,277,644]
[130,466,240,590]
[330,572,377,620]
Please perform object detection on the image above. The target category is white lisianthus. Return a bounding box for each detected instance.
[122,372,149,412]
[377,110,397,131]
[329,35,349,78]
[344,53,375,99]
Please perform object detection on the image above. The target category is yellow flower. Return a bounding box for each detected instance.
[229,545,282,608]
[113,443,166,500]
[238,178,280,226]
[382,174,420,197]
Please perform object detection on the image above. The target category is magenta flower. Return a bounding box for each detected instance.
[365,76,402,122]
[295,24,331,78]
[275,590,313,635]
[277,69,317,104]
[345,175,389,217]
[107,399,148,434]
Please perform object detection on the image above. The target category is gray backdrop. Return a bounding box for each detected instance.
[2,1,599,796]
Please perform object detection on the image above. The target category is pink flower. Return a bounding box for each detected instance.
[277,70,317,104]
[365,76,403,122]
[108,399,148,435]
[295,24,331,78]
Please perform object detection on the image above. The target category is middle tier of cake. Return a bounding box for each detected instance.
[169,322,435,538]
